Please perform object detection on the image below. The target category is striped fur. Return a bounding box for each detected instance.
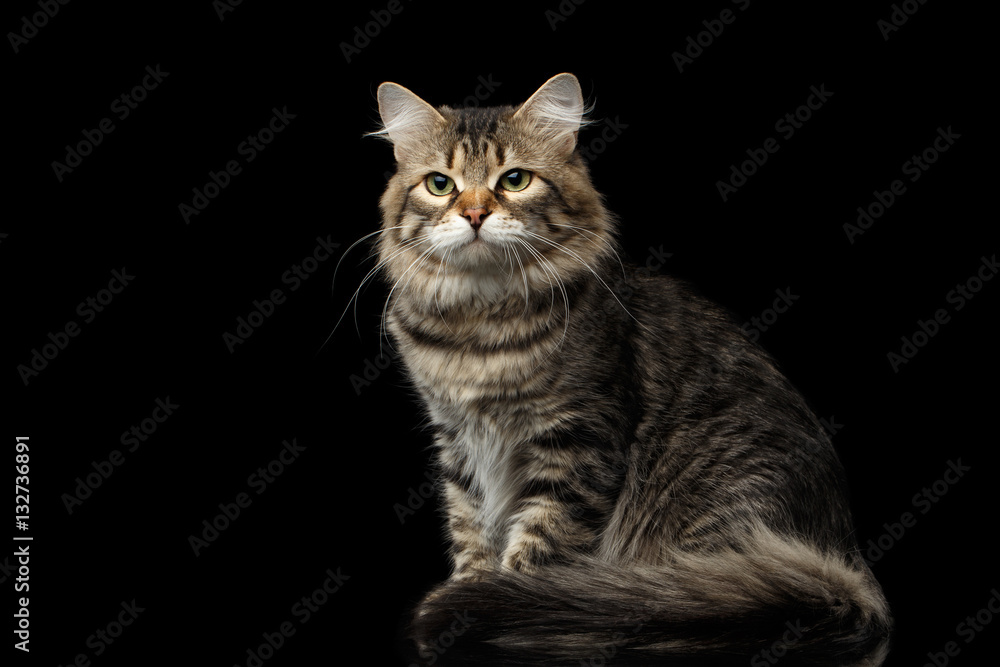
[370,74,891,664]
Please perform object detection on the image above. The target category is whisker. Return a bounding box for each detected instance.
[522,229,640,326]
[315,227,418,356]
[331,224,409,295]
[515,238,572,372]
[352,236,425,337]
[514,238,556,323]
[380,240,442,355]
[546,222,627,281]
[508,241,530,319]
[432,244,459,337]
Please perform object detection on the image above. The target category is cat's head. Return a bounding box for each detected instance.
[372,73,616,309]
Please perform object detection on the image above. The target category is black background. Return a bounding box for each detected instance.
[5,0,995,665]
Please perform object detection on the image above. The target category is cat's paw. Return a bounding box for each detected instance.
[501,548,542,575]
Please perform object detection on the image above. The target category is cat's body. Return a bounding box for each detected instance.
[370,74,891,664]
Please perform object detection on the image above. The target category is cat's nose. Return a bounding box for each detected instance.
[463,208,489,231]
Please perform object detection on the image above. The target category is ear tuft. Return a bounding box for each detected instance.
[513,73,589,155]
[368,82,445,163]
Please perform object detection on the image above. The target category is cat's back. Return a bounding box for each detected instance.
[601,268,857,556]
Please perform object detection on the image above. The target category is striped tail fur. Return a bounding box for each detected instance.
[407,529,891,666]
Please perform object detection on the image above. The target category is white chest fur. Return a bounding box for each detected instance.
[428,400,527,548]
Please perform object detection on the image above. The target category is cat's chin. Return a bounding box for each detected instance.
[435,237,509,272]
[410,251,559,309]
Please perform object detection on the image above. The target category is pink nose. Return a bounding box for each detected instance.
[463,207,489,230]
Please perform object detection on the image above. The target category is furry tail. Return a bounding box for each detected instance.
[409,530,891,666]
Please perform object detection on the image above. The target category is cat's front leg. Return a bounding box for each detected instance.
[502,500,587,573]
[501,435,613,574]
[413,475,491,622]
[441,476,495,580]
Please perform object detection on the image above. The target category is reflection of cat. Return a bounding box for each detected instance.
[371,73,890,664]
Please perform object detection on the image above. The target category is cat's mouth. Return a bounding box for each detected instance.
[456,227,499,251]
[424,218,539,274]
[459,234,500,259]
[432,234,518,274]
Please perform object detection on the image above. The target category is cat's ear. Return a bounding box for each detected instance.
[513,73,587,157]
[372,82,446,163]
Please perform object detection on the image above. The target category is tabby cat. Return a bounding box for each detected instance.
[368,73,891,665]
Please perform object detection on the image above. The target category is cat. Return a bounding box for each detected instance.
[367,73,891,665]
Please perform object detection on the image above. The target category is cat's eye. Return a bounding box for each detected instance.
[425,173,455,196]
[499,169,532,192]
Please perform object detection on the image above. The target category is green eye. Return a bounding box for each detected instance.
[499,169,531,192]
[425,173,455,196]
